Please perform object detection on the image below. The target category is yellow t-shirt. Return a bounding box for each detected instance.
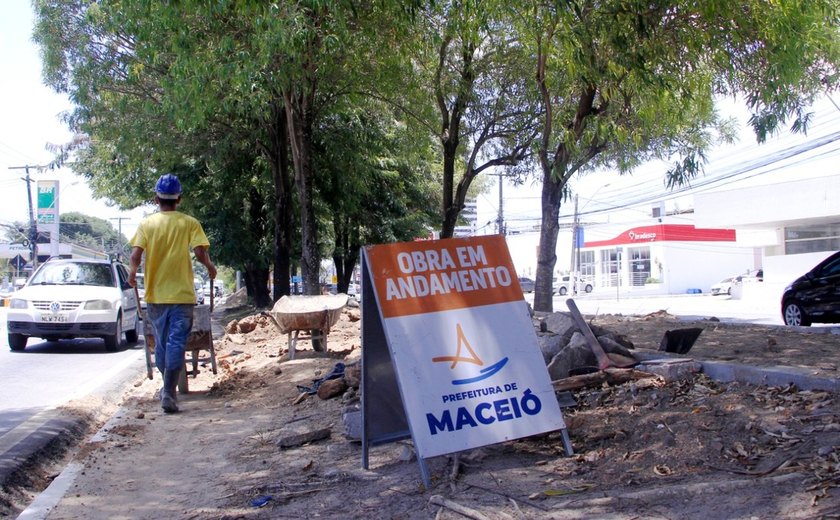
[131,211,210,304]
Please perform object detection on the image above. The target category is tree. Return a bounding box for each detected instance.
[514,0,840,312]
[33,0,292,305]
[376,2,540,238]
[60,212,127,256]
[314,100,439,291]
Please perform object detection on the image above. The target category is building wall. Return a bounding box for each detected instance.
[661,242,755,294]
[695,175,840,291]
[694,176,840,229]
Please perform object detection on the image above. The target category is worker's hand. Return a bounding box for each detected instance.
[128,272,137,288]
[207,263,217,281]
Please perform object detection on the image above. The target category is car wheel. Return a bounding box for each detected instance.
[584,284,593,293]
[559,287,567,296]
[105,316,123,352]
[783,302,811,327]
[8,333,27,352]
[125,316,140,344]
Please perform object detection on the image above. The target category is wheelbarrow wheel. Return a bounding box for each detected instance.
[310,329,325,352]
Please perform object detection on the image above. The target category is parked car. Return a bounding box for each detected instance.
[518,277,535,293]
[781,251,840,326]
[135,272,146,311]
[6,257,142,352]
[553,275,594,295]
[194,278,205,305]
[710,276,739,296]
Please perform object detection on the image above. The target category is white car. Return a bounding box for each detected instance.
[710,276,740,296]
[553,275,594,295]
[6,258,142,352]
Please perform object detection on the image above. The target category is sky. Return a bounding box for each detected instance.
[2,1,839,248]
[0,1,148,242]
[477,96,840,236]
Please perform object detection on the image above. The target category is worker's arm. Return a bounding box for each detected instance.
[194,245,217,280]
[128,246,143,288]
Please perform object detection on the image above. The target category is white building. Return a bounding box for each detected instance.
[694,175,840,301]
[453,199,478,238]
[495,174,840,303]
[574,218,756,296]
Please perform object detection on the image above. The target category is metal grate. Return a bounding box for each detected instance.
[32,301,83,311]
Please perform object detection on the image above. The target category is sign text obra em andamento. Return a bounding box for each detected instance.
[384,245,514,300]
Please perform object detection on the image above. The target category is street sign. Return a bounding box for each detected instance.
[360,235,570,486]
[10,254,26,270]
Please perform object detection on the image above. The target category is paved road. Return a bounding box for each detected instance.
[527,287,836,329]
[553,292,785,325]
[0,308,147,484]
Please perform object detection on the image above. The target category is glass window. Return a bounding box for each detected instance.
[600,249,619,287]
[785,224,840,254]
[579,250,595,280]
[628,247,651,286]
[29,262,115,287]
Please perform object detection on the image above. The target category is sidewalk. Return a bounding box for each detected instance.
[15,300,840,519]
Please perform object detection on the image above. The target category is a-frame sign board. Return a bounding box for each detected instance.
[360,235,571,487]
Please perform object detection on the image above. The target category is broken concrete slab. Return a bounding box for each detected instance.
[276,425,331,449]
[636,358,703,382]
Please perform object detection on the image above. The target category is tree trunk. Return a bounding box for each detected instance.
[243,265,272,308]
[437,38,474,239]
[534,169,566,313]
[440,140,459,239]
[332,217,359,293]
[284,92,320,296]
[268,101,293,303]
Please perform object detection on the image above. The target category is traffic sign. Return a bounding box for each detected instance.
[10,254,26,270]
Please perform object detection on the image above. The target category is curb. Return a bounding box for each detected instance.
[634,350,840,392]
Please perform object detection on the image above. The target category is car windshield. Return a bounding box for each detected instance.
[28,262,115,287]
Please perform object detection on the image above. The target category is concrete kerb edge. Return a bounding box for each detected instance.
[13,354,149,519]
[14,404,140,520]
[0,412,85,490]
[634,350,840,392]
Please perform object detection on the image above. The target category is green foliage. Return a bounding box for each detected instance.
[59,212,128,256]
[32,0,840,306]
[510,0,840,312]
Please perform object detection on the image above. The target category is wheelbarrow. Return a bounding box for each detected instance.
[138,284,218,393]
[264,294,348,359]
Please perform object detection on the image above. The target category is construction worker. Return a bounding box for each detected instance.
[128,173,217,413]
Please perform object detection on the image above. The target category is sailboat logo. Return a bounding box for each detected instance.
[432,323,508,385]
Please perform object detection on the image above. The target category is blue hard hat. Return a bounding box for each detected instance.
[155,174,182,199]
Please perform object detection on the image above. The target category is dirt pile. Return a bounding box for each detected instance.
[6,305,840,519]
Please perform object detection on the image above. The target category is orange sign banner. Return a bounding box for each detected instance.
[365,235,524,318]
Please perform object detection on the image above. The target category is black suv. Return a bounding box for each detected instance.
[781,251,840,326]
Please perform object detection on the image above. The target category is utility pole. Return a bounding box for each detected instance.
[569,195,579,294]
[110,217,130,261]
[491,171,506,235]
[8,164,46,270]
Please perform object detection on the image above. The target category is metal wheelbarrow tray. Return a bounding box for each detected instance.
[266,294,348,359]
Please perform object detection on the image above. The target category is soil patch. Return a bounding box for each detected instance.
[5,304,840,519]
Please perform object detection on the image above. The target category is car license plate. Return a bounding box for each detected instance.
[41,314,68,323]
